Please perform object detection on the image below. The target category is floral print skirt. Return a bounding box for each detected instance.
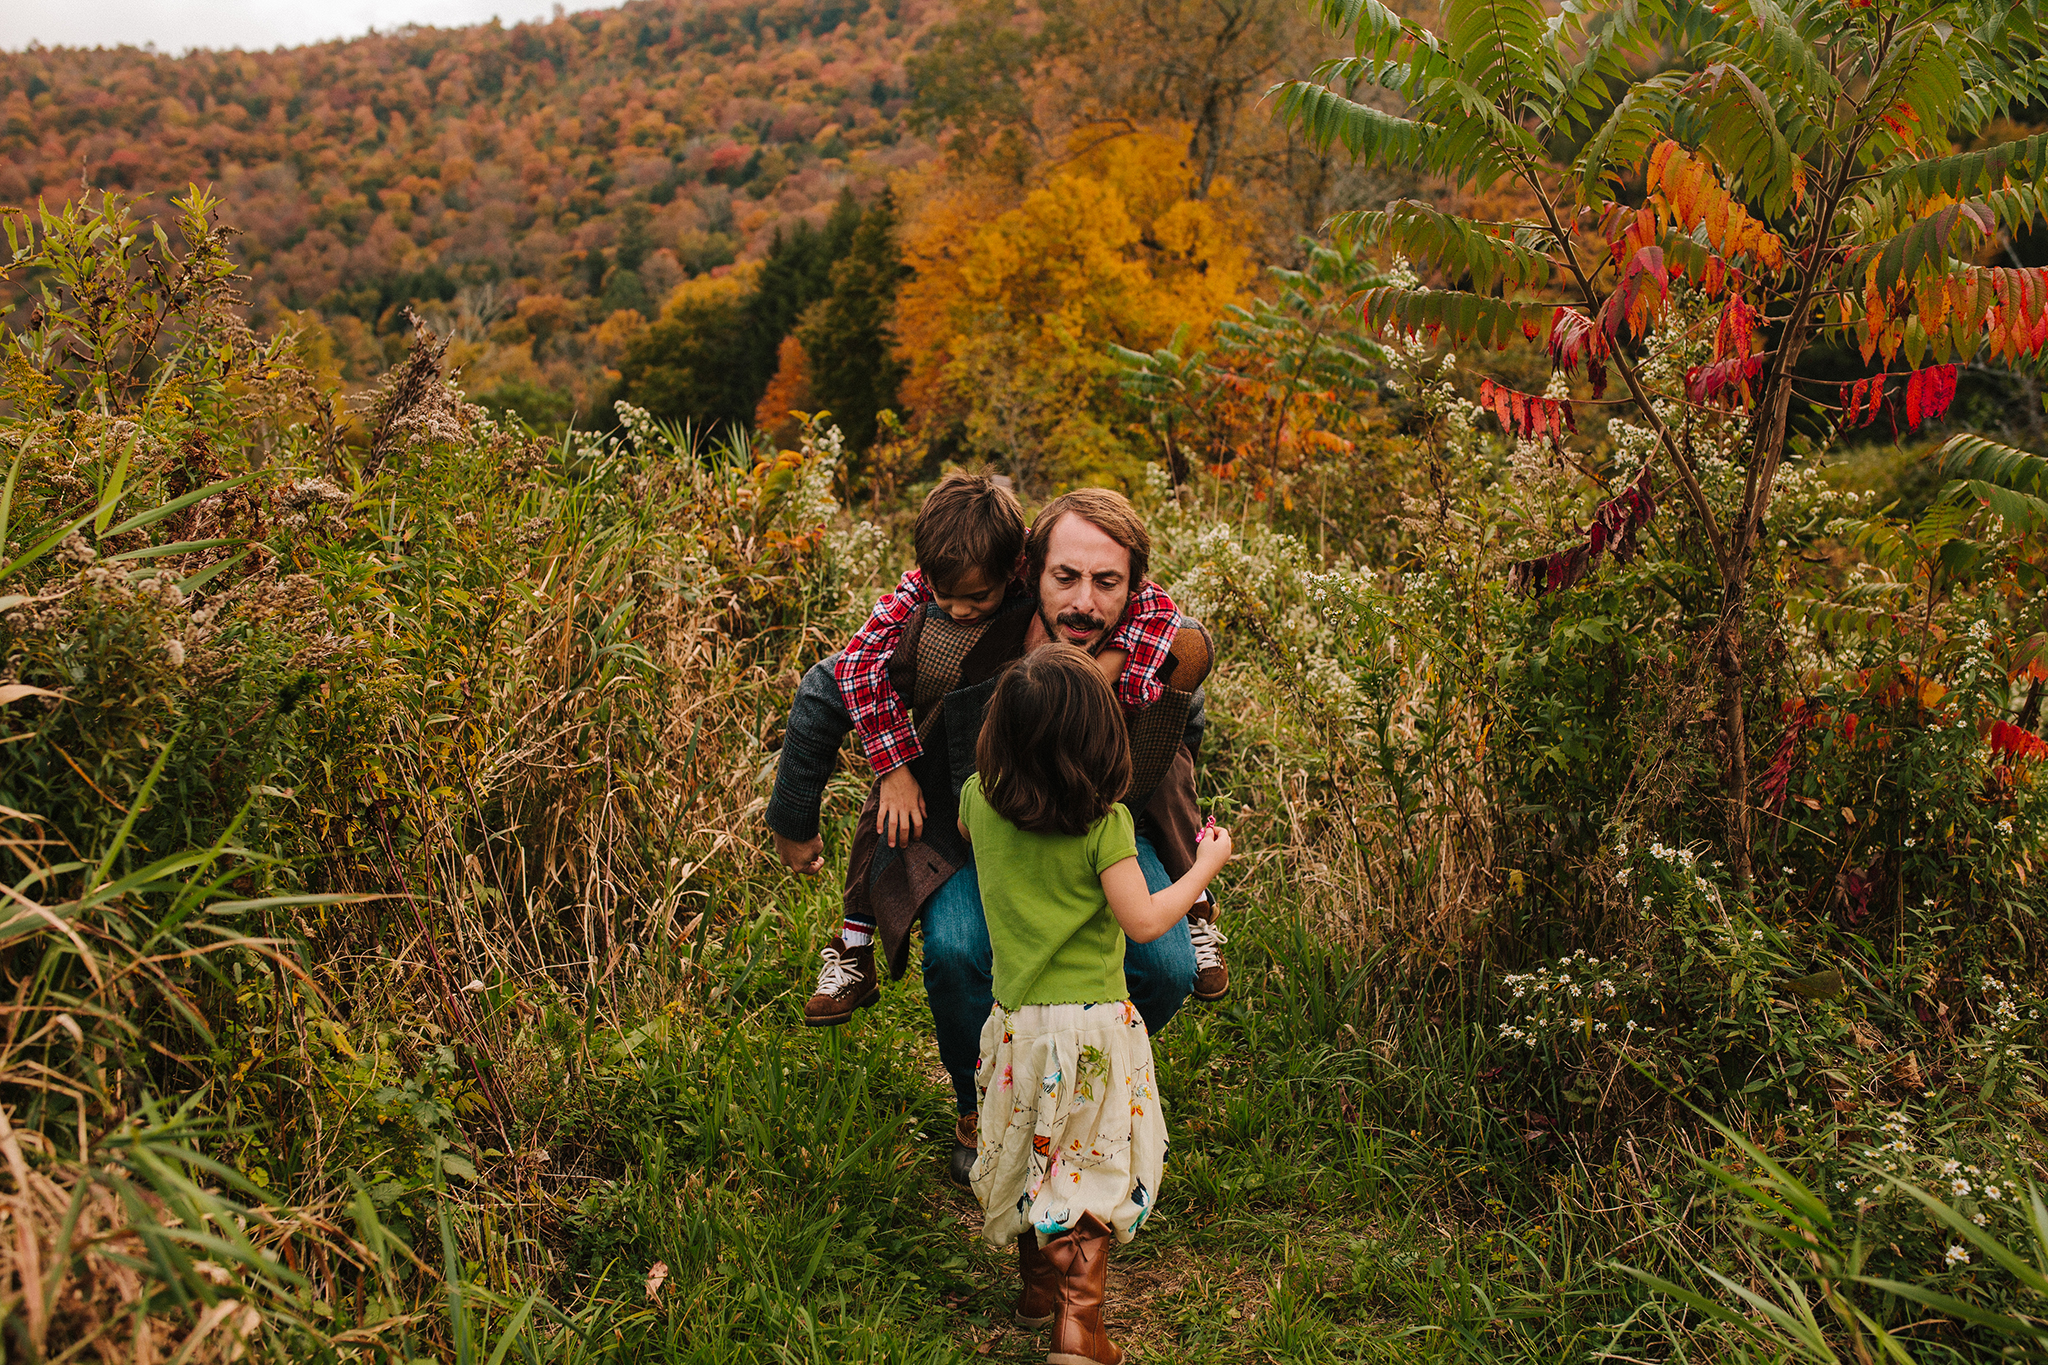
[969,1000,1166,1248]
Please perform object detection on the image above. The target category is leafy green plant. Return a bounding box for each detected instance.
[1276,0,2048,884]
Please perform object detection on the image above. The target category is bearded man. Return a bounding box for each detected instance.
[765,489,1221,1185]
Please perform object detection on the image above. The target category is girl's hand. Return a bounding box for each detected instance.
[1196,826,1233,869]
[877,765,926,848]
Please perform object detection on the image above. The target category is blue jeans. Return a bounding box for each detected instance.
[922,833,1195,1115]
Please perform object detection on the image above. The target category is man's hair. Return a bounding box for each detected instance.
[975,645,1131,837]
[1025,488,1150,588]
[914,470,1026,592]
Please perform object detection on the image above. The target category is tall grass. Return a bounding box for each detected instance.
[5,187,2048,1364]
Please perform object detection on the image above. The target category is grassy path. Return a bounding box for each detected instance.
[602,829,1552,1364]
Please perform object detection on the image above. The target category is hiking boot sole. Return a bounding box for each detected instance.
[803,984,881,1027]
[1192,980,1230,1002]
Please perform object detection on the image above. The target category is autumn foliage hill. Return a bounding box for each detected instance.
[0,0,945,418]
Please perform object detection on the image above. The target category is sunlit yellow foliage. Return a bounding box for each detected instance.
[894,125,1256,490]
[658,263,761,322]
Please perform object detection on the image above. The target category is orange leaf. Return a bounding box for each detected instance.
[1916,272,1947,339]
[1646,139,1679,193]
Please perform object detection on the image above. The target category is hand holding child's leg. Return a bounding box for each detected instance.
[877,764,926,848]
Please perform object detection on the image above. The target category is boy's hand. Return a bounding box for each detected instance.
[878,765,925,848]
[1195,826,1233,869]
[1093,648,1127,688]
[773,831,825,875]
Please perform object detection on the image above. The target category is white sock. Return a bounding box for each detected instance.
[841,922,874,948]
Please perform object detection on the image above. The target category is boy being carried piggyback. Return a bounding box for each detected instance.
[799,471,1230,1024]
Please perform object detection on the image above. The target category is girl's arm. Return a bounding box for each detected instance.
[1100,827,1232,944]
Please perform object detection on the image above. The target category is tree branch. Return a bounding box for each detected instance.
[1524,169,1730,571]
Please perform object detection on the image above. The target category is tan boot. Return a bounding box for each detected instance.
[1014,1230,1056,1328]
[1188,898,1230,1002]
[802,935,880,1026]
[1042,1212,1121,1365]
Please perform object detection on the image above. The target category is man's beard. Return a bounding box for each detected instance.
[1039,602,1110,652]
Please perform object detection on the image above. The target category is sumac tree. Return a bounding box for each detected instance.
[1275,0,2048,885]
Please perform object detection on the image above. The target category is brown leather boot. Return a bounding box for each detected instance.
[1013,1230,1056,1328]
[947,1112,977,1189]
[802,935,880,1026]
[1188,897,1230,1002]
[1042,1212,1120,1365]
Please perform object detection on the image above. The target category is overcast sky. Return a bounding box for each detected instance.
[1,0,626,54]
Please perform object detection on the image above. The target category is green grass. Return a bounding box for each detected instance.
[533,800,1676,1365]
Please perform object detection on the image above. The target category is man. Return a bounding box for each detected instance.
[765,489,1216,1185]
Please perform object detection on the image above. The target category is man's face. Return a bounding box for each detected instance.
[1034,513,1134,654]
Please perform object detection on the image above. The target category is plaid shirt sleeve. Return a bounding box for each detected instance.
[832,568,931,774]
[1106,580,1178,711]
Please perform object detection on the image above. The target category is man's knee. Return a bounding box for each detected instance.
[1126,919,1195,1002]
[920,870,991,985]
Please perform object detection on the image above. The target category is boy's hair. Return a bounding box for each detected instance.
[915,470,1026,592]
[976,645,1132,837]
[1024,488,1150,588]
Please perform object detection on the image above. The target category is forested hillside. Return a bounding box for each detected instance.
[0,0,1388,487]
[0,0,941,419]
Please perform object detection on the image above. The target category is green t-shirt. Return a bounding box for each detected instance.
[959,773,1140,1009]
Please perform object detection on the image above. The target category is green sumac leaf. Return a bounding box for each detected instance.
[1355,285,1553,348]
[1272,79,1440,168]
[1332,200,1554,294]
[1315,0,1418,60]
[1933,431,2048,495]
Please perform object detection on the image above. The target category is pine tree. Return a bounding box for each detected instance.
[613,192,865,434]
[799,192,911,451]
[613,276,757,433]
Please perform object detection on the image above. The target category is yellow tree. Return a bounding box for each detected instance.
[894,126,1257,490]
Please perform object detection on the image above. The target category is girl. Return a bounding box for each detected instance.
[957,645,1233,1365]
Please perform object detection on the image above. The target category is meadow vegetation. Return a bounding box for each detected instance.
[7,0,2048,1361]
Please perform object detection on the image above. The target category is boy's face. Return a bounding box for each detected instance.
[931,566,1006,623]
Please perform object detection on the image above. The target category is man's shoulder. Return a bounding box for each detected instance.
[1157,613,1214,693]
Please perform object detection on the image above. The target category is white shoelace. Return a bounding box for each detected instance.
[814,945,863,996]
[1189,913,1228,971]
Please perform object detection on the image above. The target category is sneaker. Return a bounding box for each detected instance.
[1188,899,1230,1002]
[803,935,880,1026]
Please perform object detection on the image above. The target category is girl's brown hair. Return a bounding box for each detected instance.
[975,645,1132,836]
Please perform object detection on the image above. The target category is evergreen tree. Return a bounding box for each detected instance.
[613,285,756,433]
[612,191,864,434]
[799,192,909,451]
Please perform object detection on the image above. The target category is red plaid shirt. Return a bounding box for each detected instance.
[834,567,1181,774]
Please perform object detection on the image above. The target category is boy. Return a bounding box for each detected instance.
[802,470,1229,1023]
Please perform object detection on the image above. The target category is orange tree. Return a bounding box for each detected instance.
[1275,0,2048,885]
